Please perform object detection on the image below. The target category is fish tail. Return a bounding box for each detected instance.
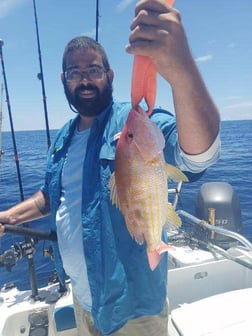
[131,55,157,116]
[147,242,174,271]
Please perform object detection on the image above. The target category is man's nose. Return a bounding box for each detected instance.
[80,73,90,82]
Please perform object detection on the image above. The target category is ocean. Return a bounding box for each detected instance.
[0,119,251,290]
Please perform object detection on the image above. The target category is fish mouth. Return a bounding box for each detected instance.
[134,105,148,118]
[128,106,149,125]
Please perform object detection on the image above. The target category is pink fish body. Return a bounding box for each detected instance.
[110,106,188,270]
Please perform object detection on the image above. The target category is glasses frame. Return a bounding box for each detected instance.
[64,66,107,83]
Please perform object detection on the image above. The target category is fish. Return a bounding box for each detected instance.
[110,106,188,270]
[131,0,175,116]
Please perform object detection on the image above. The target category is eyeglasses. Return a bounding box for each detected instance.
[64,66,107,82]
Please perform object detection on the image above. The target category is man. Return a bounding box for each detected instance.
[0,1,220,335]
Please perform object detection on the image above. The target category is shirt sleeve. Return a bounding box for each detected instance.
[175,133,221,173]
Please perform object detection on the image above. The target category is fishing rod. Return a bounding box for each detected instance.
[32,0,51,149]
[4,224,57,242]
[96,0,99,41]
[0,82,3,157]
[0,38,39,299]
[0,39,25,201]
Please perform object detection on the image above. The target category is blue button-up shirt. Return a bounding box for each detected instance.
[41,100,216,334]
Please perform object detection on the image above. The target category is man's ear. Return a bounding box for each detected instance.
[61,73,65,84]
[107,69,114,83]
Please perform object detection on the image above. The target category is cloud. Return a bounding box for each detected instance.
[0,0,28,18]
[195,54,213,63]
[207,40,216,45]
[224,101,252,110]
[221,101,252,120]
[225,96,242,101]
[227,43,236,48]
[116,0,136,12]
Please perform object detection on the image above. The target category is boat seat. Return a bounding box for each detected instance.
[168,288,252,336]
[54,304,76,333]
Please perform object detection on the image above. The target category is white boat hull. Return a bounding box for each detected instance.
[1,244,252,336]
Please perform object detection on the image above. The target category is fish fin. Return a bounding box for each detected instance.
[147,242,174,271]
[165,164,189,182]
[109,172,121,209]
[164,203,182,230]
[147,249,161,271]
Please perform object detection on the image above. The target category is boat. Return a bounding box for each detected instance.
[0,181,251,336]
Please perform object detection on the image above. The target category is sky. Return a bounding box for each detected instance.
[0,0,252,131]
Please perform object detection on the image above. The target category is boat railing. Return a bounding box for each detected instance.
[176,209,252,251]
[175,209,252,270]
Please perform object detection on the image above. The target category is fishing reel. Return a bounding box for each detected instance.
[0,239,36,272]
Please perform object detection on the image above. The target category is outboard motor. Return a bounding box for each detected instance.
[195,182,242,249]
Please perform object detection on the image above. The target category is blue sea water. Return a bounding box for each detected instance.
[0,120,251,289]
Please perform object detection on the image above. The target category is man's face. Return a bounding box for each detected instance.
[62,48,114,117]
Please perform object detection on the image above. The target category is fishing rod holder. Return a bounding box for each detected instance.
[0,239,36,272]
[0,224,57,271]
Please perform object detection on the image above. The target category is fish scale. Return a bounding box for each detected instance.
[130,168,163,245]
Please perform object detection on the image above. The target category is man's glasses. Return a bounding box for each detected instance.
[64,66,107,82]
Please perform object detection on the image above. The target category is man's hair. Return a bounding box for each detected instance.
[62,36,111,72]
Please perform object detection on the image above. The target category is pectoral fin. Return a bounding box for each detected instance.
[165,163,189,182]
[109,172,121,210]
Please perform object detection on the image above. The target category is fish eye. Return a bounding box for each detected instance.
[125,132,134,144]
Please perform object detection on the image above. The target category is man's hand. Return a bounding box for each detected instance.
[126,0,193,84]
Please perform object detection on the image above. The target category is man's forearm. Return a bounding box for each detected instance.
[1,190,51,225]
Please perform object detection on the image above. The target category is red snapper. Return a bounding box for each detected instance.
[110,106,188,270]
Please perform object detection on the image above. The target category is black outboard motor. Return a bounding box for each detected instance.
[195,182,242,249]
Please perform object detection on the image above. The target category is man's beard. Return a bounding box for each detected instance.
[63,78,113,117]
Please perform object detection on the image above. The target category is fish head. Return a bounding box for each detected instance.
[118,106,165,162]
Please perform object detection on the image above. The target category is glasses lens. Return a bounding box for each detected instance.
[65,67,105,82]
[65,69,82,82]
[88,67,104,80]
